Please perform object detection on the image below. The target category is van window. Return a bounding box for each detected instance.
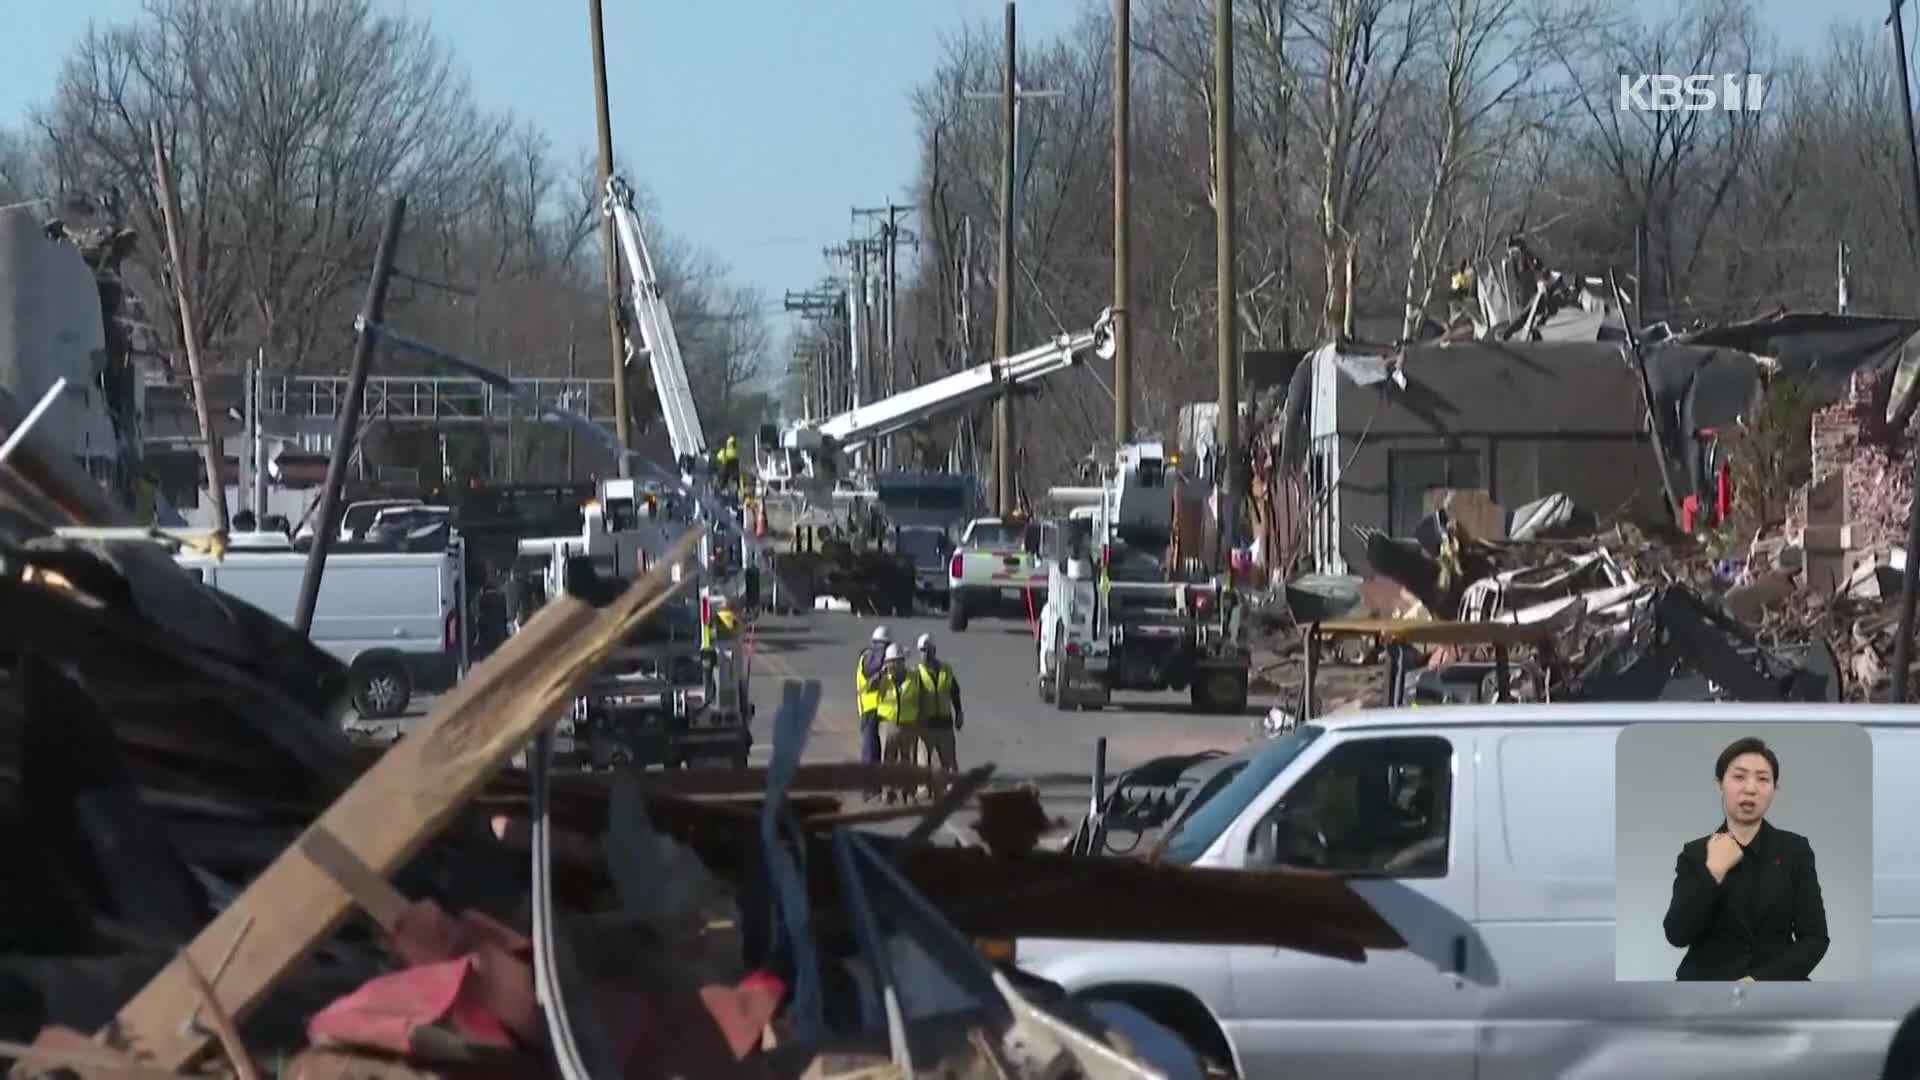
[1162,725,1324,864]
[1249,735,1454,877]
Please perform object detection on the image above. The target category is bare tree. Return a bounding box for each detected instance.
[1297,0,1426,336]
[1547,0,1770,319]
[1392,0,1577,339]
[37,0,506,374]
[0,124,49,206]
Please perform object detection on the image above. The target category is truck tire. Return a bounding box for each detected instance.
[1054,637,1076,712]
[1037,634,1055,703]
[351,658,412,719]
[948,594,970,631]
[1191,670,1249,715]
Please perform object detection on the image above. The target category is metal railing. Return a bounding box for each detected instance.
[255,374,619,424]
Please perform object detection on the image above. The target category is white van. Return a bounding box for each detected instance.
[177,539,467,718]
[1016,703,1920,1079]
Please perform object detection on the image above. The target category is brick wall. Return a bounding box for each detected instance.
[1787,370,1915,553]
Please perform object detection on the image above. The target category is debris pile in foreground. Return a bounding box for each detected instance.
[0,396,1408,1078]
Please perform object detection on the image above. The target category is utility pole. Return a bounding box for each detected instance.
[150,119,228,532]
[566,333,578,479]
[1113,0,1133,445]
[252,348,268,516]
[995,3,1017,516]
[587,0,631,476]
[1838,242,1851,314]
[966,4,1062,515]
[954,215,977,475]
[1885,0,1920,700]
[785,284,843,422]
[855,202,919,468]
[294,198,406,636]
[1214,0,1238,560]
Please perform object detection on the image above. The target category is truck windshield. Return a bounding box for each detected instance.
[896,528,947,565]
[1161,724,1324,864]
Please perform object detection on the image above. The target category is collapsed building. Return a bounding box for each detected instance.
[1237,242,1920,707]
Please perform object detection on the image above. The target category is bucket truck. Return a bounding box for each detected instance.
[602,176,763,613]
[500,175,765,770]
[755,310,1117,517]
[1035,441,1251,714]
[516,478,752,769]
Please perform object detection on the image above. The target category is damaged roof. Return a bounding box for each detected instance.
[1326,339,1645,436]
[1673,311,1920,400]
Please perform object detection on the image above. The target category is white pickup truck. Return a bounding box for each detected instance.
[945,515,1046,631]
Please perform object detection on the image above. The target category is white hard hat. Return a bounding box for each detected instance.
[916,633,934,651]
[871,625,893,644]
[884,643,905,661]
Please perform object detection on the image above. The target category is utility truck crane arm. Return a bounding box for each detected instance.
[800,308,1116,453]
[603,176,707,463]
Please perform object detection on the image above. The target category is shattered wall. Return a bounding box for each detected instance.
[1321,341,1667,570]
[1787,369,1917,553]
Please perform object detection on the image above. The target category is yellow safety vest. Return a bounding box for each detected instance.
[917,663,957,724]
[856,654,882,713]
[873,669,920,726]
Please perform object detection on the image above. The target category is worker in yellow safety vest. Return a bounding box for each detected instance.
[873,642,924,800]
[854,625,892,768]
[714,434,741,492]
[914,633,962,773]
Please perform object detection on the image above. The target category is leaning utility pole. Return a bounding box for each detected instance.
[1214,0,1238,555]
[1112,0,1133,444]
[150,119,228,532]
[587,0,632,476]
[294,199,406,636]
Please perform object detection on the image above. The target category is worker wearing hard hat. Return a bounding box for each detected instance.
[854,625,892,771]
[914,633,962,773]
[873,641,925,801]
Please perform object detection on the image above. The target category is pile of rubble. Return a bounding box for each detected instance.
[0,381,1416,1077]
[1258,482,1920,709]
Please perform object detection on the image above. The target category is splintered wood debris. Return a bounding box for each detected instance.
[0,391,1406,1078]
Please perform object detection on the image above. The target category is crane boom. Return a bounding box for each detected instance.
[603,176,707,463]
[806,308,1116,453]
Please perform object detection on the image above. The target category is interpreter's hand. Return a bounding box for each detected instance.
[1738,976,1755,983]
[1706,833,1745,882]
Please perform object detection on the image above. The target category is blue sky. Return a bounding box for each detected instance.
[0,0,1893,350]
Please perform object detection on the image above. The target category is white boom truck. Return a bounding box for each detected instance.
[517,477,752,769]
[755,311,1118,517]
[602,175,764,612]
[1035,441,1251,713]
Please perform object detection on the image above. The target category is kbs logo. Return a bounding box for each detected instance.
[1617,73,1767,112]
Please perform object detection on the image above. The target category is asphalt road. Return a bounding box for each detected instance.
[742,608,1266,783]
[348,607,1270,809]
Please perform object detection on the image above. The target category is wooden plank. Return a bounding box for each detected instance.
[298,827,409,927]
[100,528,705,1070]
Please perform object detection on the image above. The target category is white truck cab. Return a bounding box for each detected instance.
[1017,702,1920,1078]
